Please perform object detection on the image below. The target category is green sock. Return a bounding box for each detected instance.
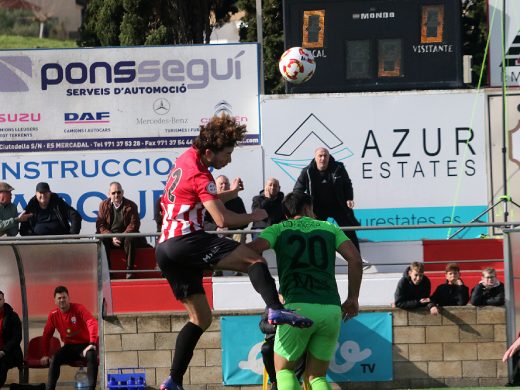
[276,369,300,390]
[309,376,330,390]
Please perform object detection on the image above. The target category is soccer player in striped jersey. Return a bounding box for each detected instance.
[156,114,312,390]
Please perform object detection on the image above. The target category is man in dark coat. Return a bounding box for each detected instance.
[293,147,360,251]
[394,262,432,309]
[0,291,23,388]
[251,178,284,239]
[20,182,82,236]
[96,182,148,278]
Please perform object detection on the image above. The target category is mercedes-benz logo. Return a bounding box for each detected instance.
[153,98,171,115]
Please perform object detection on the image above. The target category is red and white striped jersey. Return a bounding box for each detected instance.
[159,147,218,243]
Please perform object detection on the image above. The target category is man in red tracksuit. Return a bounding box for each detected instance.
[40,286,98,390]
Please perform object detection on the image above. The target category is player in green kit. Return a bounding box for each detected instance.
[248,192,363,390]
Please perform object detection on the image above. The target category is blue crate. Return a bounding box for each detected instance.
[107,368,146,389]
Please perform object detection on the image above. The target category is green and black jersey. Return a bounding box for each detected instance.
[259,216,349,306]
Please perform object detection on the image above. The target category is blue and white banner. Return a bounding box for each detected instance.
[221,312,392,385]
[0,146,264,234]
[261,91,488,241]
[488,0,520,87]
[0,43,260,153]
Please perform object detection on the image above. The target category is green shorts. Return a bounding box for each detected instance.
[274,302,341,362]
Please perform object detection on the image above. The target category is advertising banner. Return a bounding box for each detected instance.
[488,0,520,87]
[0,43,260,153]
[0,146,264,234]
[487,92,520,230]
[221,312,392,385]
[261,91,488,241]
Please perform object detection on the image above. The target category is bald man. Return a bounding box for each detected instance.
[251,178,284,239]
[293,147,360,251]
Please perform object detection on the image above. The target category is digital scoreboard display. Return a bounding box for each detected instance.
[282,0,463,93]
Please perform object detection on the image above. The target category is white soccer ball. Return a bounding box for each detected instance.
[278,47,316,84]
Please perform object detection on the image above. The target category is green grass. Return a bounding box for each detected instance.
[0,34,77,49]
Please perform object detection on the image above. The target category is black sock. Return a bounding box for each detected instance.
[170,322,204,384]
[247,262,283,309]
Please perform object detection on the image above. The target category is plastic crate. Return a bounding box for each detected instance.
[107,368,146,389]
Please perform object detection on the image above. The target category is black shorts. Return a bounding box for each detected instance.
[156,231,240,300]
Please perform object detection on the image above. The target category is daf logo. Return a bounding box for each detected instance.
[153,98,170,115]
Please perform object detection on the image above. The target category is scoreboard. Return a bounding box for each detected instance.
[282,0,463,93]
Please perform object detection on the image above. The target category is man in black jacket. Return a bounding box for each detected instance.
[251,178,284,239]
[0,291,23,388]
[293,147,360,250]
[20,182,82,236]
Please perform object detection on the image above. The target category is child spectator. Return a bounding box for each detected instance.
[428,263,469,315]
[470,267,505,306]
[394,262,432,309]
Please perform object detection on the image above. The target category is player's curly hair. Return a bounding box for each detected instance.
[193,114,247,153]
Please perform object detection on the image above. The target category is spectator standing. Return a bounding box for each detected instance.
[0,291,23,388]
[20,182,81,236]
[40,286,98,390]
[470,267,505,306]
[428,263,469,315]
[96,182,149,278]
[394,262,432,310]
[293,147,360,251]
[0,182,31,236]
[251,178,284,239]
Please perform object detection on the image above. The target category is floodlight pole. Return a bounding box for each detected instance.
[256,0,265,94]
[501,0,508,222]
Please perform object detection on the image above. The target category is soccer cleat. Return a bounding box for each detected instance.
[160,376,184,390]
[268,308,314,328]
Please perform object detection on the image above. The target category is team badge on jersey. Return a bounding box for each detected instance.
[207,182,217,195]
[71,316,77,324]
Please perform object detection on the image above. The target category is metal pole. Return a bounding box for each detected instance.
[256,0,264,94]
[12,244,29,383]
[504,230,516,383]
[501,0,509,222]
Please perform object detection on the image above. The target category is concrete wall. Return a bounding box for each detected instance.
[99,306,508,390]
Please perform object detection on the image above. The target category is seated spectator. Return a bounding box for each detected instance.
[0,290,23,388]
[204,175,247,276]
[40,286,98,390]
[394,262,432,310]
[96,182,149,279]
[251,178,284,239]
[0,182,31,236]
[204,175,248,243]
[428,263,469,315]
[154,196,163,233]
[20,182,82,236]
[470,267,505,306]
